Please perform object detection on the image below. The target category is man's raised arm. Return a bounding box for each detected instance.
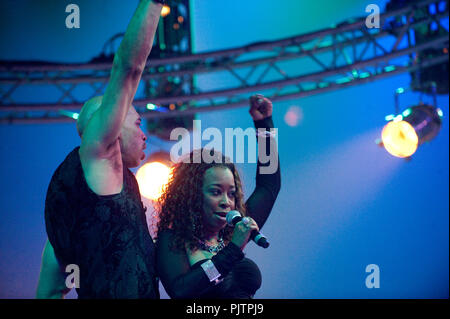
[82,0,163,149]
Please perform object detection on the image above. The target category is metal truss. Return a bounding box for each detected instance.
[0,0,448,124]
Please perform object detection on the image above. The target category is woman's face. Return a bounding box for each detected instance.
[201,166,236,235]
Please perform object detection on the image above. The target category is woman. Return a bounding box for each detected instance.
[155,95,281,299]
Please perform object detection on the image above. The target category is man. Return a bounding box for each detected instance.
[36,0,165,299]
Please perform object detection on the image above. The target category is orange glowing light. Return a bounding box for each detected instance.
[136,162,171,201]
[381,120,419,158]
[161,5,171,17]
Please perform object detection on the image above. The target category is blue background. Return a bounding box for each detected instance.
[0,0,448,298]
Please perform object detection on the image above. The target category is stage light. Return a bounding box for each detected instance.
[146,103,157,110]
[396,87,405,94]
[381,120,418,158]
[161,5,171,17]
[136,151,172,201]
[384,65,396,72]
[380,104,442,158]
[58,110,79,120]
[284,105,303,127]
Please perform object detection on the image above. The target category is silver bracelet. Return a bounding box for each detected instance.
[256,129,277,138]
[200,260,222,285]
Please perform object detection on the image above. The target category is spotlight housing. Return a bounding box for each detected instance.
[380,104,443,158]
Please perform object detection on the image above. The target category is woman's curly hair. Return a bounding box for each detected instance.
[155,149,247,252]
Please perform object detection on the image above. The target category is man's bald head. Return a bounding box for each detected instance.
[77,96,103,137]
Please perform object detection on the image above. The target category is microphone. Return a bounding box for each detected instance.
[226,210,270,248]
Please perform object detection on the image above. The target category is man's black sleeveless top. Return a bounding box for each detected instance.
[45,147,159,299]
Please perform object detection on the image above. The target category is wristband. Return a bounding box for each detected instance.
[200,260,222,285]
[254,116,274,131]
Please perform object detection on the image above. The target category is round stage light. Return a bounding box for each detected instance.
[380,104,442,158]
[284,105,303,127]
[161,5,171,18]
[381,120,418,158]
[136,153,172,201]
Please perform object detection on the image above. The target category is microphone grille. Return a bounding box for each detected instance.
[226,210,241,225]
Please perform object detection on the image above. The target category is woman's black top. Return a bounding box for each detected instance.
[156,116,281,299]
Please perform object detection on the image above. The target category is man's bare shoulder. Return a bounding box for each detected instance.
[79,141,124,196]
